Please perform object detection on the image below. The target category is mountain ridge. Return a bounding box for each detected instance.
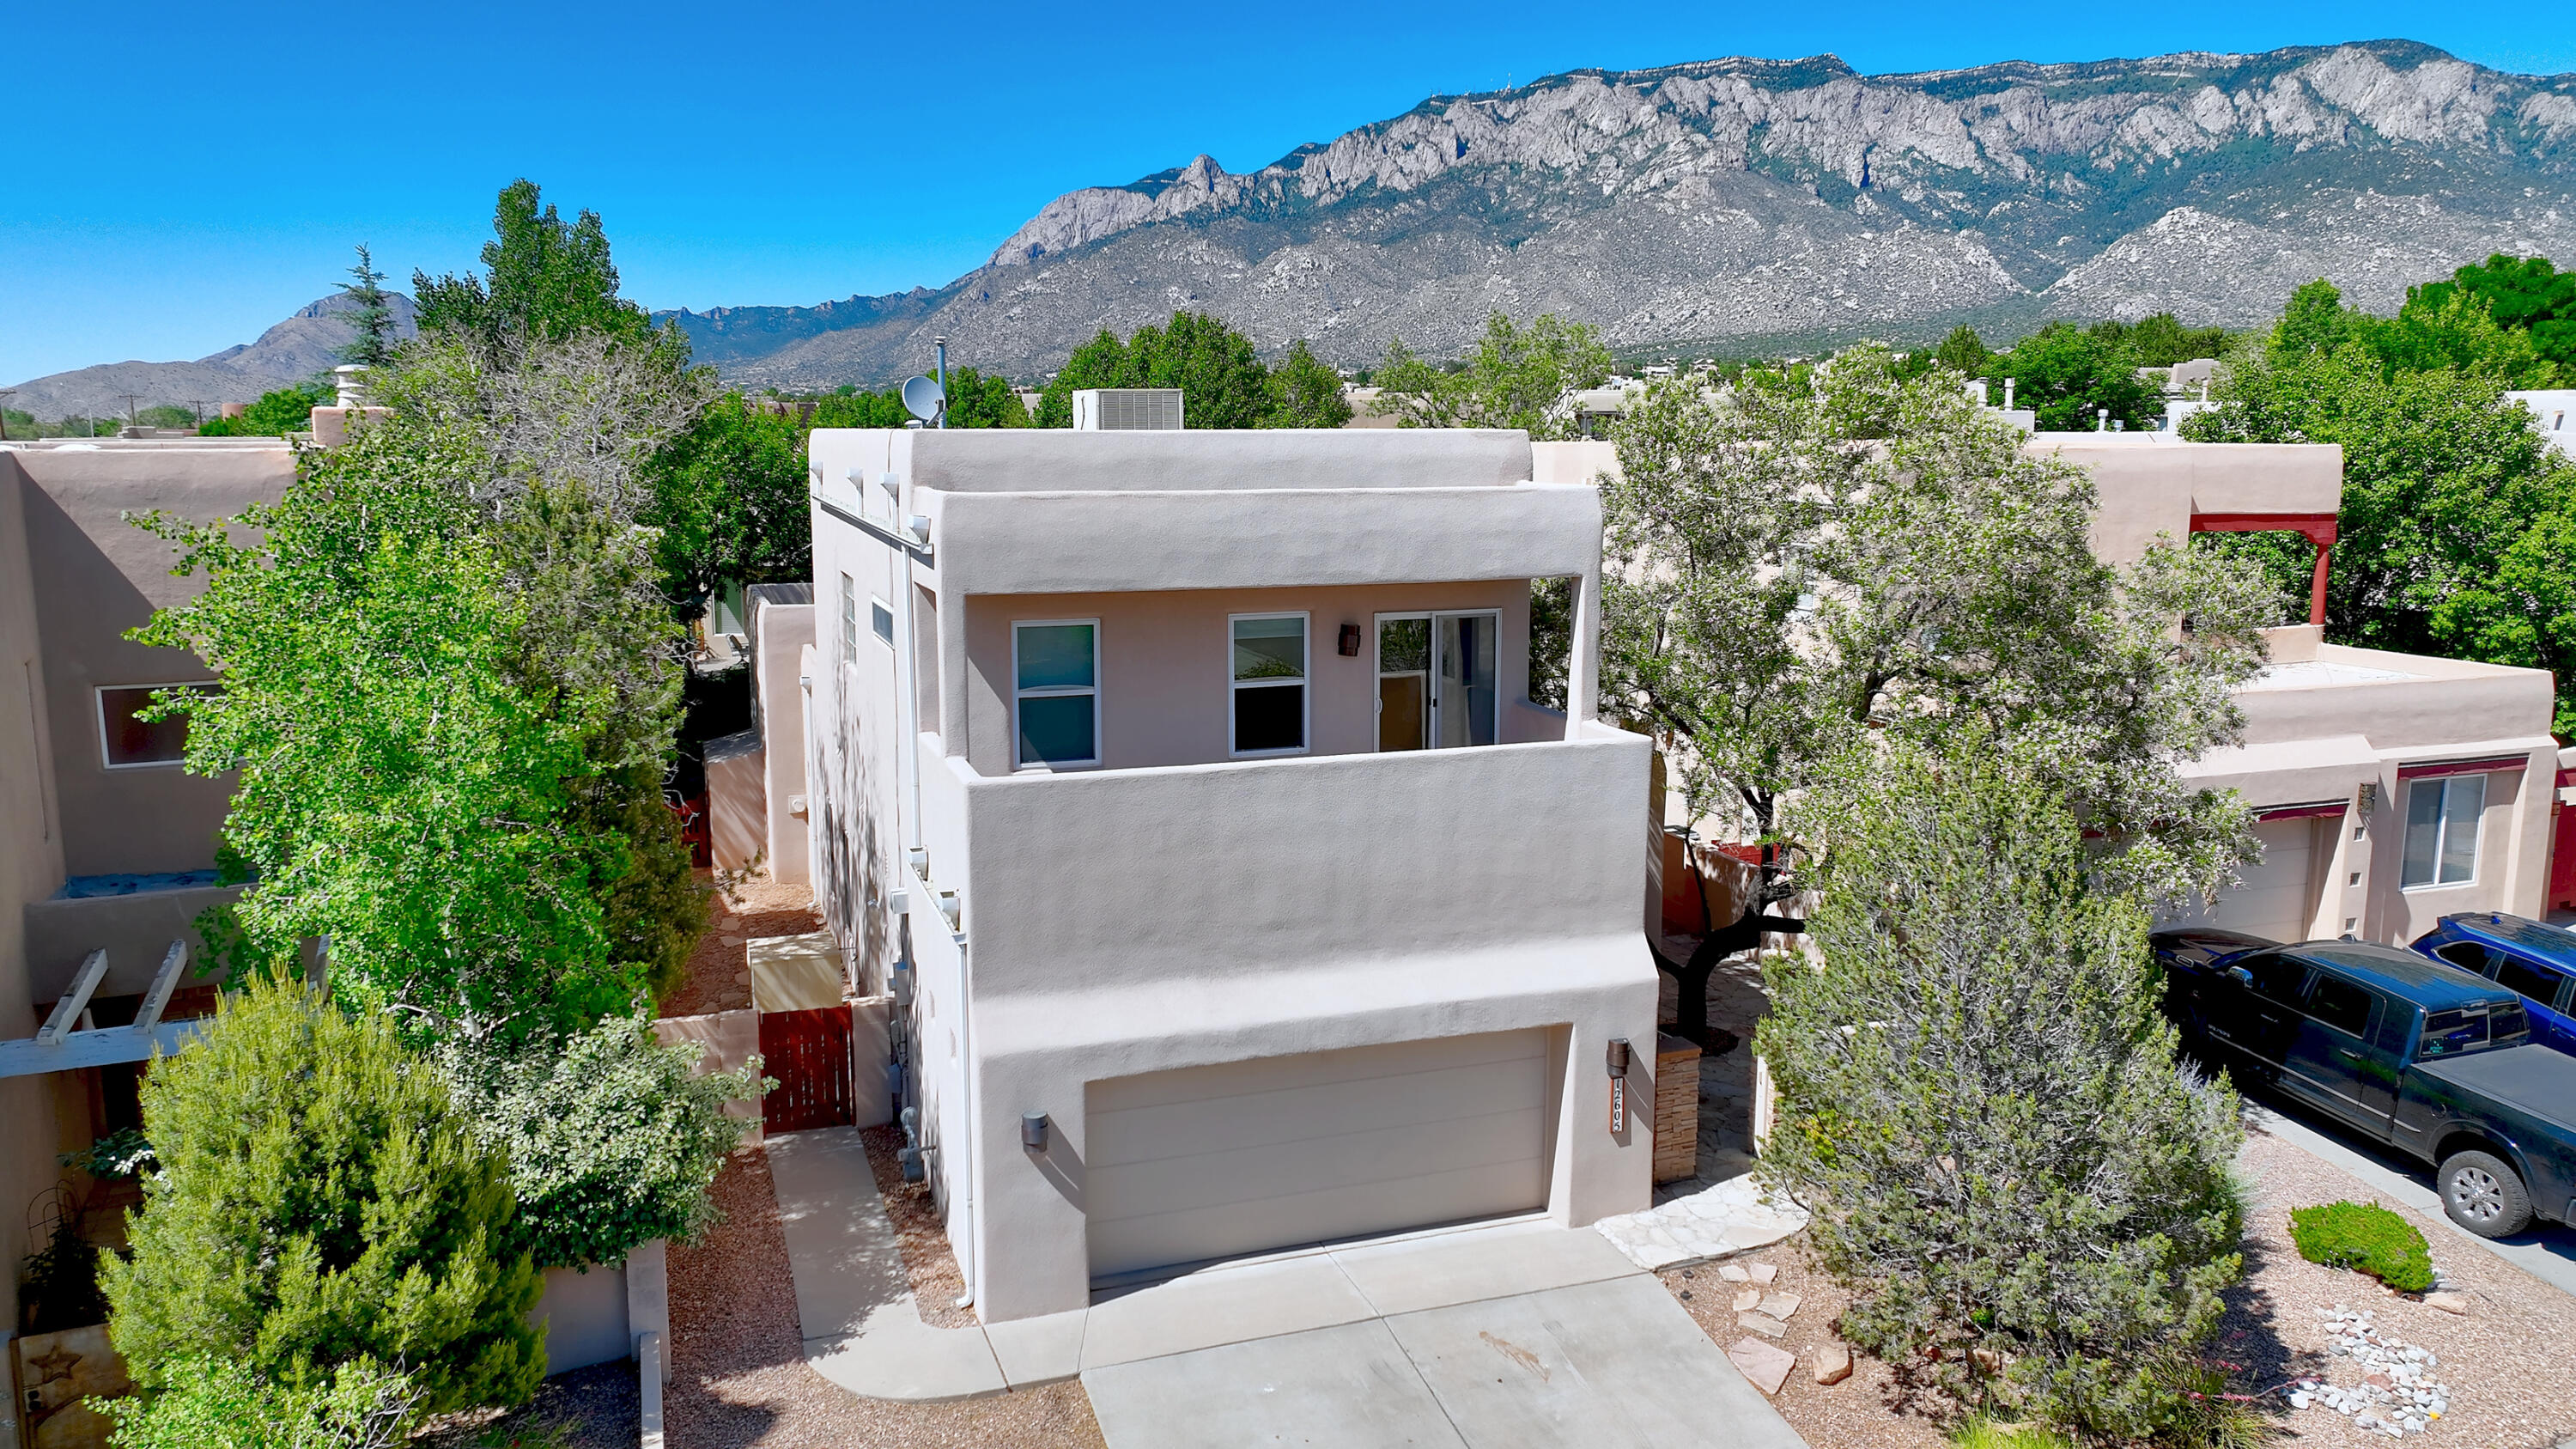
[15,39,2576,410]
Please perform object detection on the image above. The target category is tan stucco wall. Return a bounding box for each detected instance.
[0,454,68,1344]
[9,442,293,879]
[960,581,1533,778]
[2027,435,2343,565]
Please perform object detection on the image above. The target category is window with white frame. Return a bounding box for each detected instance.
[840,573,857,665]
[1230,613,1308,756]
[2401,774,2486,888]
[99,683,215,769]
[871,597,895,647]
[1013,620,1098,769]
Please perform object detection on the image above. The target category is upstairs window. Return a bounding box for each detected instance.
[99,684,214,769]
[871,598,896,647]
[1014,621,1098,769]
[1230,614,1308,756]
[2401,775,2484,888]
[840,573,858,666]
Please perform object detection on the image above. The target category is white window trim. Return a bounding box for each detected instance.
[2399,773,2488,891]
[870,595,896,648]
[1012,618,1102,771]
[839,572,858,666]
[1228,611,1311,759]
[97,681,213,770]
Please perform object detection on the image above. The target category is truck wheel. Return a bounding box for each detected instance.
[2438,1150,2534,1238]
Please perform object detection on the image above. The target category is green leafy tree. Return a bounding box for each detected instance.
[103,980,544,1415]
[197,381,333,437]
[811,387,914,429]
[411,179,677,365]
[136,405,198,429]
[106,1357,422,1449]
[1756,736,2245,1440]
[1267,338,1352,427]
[941,366,1035,428]
[441,1014,769,1269]
[339,244,400,369]
[2414,253,2576,368]
[1982,322,2160,430]
[2186,278,2576,734]
[1375,312,1613,437]
[2112,312,2232,368]
[1602,344,2276,908]
[1036,312,1276,428]
[644,395,811,618]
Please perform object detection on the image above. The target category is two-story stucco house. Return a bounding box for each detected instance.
[802,426,1659,1324]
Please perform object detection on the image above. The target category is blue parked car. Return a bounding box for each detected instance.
[2410,913,2576,1059]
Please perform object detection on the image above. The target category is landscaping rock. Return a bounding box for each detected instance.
[1732,1288,1763,1312]
[2423,1291,2471,1315]
[1812,1343,1853,1385]
[1726,1337,1796,1395]
[1748,1263,1779,1285]
[1736,1310,1789,1339]
[1757,1291,1802,1321]
[1716,1265,1751,1282]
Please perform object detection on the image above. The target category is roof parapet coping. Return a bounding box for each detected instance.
[886,427,1536,494]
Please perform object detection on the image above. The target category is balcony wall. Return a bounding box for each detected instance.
[938,721,1649,999]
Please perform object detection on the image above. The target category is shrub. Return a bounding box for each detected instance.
[1756,737,2245,1441]
[1949,1418,2077,1449]
[103,1356,420,1449]
[2289,1202,2434,1293]
[17,1214,106,1334]
[102,979,544,1414]
[441,1011,769,1269]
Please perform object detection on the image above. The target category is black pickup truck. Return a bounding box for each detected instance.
[2154,928,2576,1239]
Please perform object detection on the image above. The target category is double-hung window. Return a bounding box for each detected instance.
[1013,620,1098,769]
[1230,613,1308,756]
[2401,774,2485,888]
[840,573,858,666]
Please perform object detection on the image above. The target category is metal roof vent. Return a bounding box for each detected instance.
[1072,388,1184,430]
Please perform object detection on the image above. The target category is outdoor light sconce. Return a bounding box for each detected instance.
[1606,1038,1631,1135]
[1022,1111,1050,1153]
[1338,623,1363,657]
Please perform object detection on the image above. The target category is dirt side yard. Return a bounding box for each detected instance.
[1659,1127,2576,1449]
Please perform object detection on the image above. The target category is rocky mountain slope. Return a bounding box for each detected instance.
[21,40,2576,406]
[6,292,416,422]
[678,40,2576,387]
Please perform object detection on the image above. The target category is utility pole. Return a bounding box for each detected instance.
[187,399,205,428]
[119,393,143,429]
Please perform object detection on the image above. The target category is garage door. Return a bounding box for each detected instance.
[1084,1029,1552,1280]
[2209,819,2318,943]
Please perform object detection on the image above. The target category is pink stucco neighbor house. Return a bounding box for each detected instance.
[802,426,1660,1324]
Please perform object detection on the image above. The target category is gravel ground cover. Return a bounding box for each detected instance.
[420,1360,640,1448]
[860,1123,977,1329]
[1657,1127,2576,1448]
[659,876,823,1019]
[666,1145,1105,1448]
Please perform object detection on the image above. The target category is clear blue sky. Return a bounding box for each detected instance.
[6,0,2570,384]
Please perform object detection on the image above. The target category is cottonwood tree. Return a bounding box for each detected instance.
[1755,737,2245,1440]
[1601,345,2277,1035]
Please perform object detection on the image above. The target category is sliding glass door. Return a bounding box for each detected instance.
[1376,612,1498,752]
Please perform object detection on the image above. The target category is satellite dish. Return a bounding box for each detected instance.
[902,375,945,423]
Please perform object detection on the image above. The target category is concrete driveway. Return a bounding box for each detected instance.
[1078,1227,1803,1449]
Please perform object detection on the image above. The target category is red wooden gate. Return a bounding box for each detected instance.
[759,1007,855,1133]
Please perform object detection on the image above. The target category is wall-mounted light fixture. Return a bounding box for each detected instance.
[1022,1111,1050,1153]
[1338,623,1363,657]
[1606,1038,1631,1077]
[1606,1038,1631,1135]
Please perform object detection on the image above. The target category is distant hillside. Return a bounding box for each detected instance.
[660,40,2576,387]
[6,292,416,421]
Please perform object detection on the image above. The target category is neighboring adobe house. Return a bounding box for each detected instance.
[799,423,1656,1324]
[0,437,292,1348]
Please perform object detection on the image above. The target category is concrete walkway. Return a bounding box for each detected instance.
[765,1127,1808,1446]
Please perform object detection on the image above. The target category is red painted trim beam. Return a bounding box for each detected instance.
[2397,756,2533,781]
[2255,801,2350,822]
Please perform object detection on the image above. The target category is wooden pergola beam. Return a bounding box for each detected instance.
[134,940,188,1031]
[36,949,108,1046]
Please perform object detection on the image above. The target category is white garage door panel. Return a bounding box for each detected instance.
[2212,820,2316,943]
[1085,1029,1552,1279]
